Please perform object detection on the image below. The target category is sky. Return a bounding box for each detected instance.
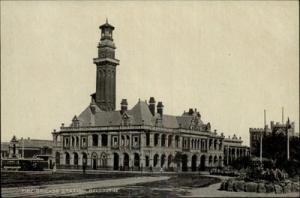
[1,1,299,145]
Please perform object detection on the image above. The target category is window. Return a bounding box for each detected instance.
[81,137,87,148]
[146,133,150,146]
[154,134,159,146]
[168,135,172,147]
[133,136,139,146]
[64,137,70,148]
[175,136,179,148]
[101,134,108,147]
[92,134,98,147]
[113,136,118,146]
[161,134,166,147]
[145,156,149,167]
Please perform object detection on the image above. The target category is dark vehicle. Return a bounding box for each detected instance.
[1,158,48,171]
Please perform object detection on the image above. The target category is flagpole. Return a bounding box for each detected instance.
[260,109,266,164]
[287,118,290,161]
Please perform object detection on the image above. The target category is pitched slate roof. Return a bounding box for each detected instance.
[74,99,208,130]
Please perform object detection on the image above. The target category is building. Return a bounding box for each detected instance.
[1,136,53,161]
[249,119,297,156]
[223,134,250,166]
[52,20,249,171]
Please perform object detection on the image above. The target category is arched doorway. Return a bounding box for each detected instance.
[73,152,78,166]
[100,153,107,168]
[82,152,87,167]
[182,154,188,171]
[65,152,70,165]
[191,155,197,171]
[214,156,218,167]
[113,153,119,170]
[209,155,213,167]
[161,154,166,168]
[167,155,173,168]
[123,153,129,170]
[154,154,159,167]
[91,153,97,170]
[200,155,206,171]
[134,153,140,168]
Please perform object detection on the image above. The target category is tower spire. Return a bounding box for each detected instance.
[93,20,119,111]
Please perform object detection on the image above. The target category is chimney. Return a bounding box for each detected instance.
[148,97,156,116]
[188,108,194,115]
[120,99,128,114]
[90,97,97,114]
[157,102,164,117]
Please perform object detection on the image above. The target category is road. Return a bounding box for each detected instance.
[2,176,170,197]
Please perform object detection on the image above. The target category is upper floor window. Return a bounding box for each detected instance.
[81,137,87,148]
[146,133,150,146]
[92,134,98,147]
[101,134,108,147]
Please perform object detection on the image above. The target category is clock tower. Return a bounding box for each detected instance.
[93,19,119,111]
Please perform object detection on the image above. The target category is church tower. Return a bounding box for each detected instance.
[93,19,119,111]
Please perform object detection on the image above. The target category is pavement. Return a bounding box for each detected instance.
[1,176,170,197]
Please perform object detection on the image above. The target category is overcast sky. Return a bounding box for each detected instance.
[1,1,299,145]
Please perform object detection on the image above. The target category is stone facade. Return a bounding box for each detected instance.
[52,21,249,172]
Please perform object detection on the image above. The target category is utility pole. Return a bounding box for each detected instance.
[287,117,290,161]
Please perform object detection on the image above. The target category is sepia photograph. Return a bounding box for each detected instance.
[1,1,299,197]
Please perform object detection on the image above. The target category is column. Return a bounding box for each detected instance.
[234,148,237,159]
[206,139,209,151]
[199,139,202,151]
[107,134,111,147]
[87,153,91,167]
[150,133,154,147]
[149,154,154,168]
[99,134,102,147]
[172,135,176,148]
[187,155,191,171]
[226,146,229,166]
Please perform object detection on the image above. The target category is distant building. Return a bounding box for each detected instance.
[223,134,250,166]
[249,119,297,156]
[1,143,9,159]
[1,136,53,164]
[52,20,249,172]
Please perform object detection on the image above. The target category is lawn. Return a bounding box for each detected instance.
[77,174,221,197]
[1,171,136,188]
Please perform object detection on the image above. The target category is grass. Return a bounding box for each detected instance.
[77,174,221,197]
[1,171,136,188]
